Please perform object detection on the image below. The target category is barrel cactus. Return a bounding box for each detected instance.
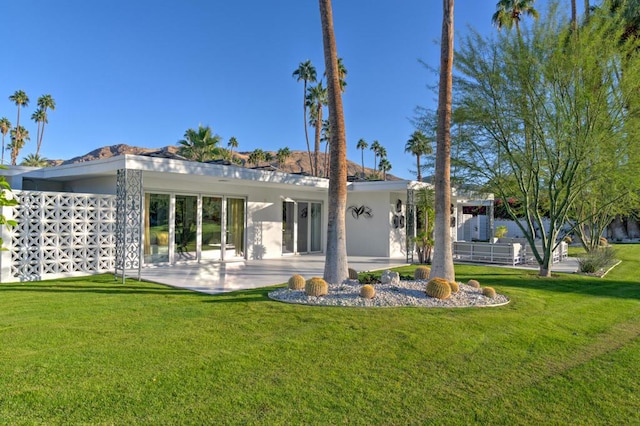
[426,278,451,300]
[449,281,460,293]
[348,268,359,280]
[305,277,328,297]
[359,284,376,299]
[288,274,306,290]
[467,279,480,289]
[414,266,431,280]
[482,286,497,298]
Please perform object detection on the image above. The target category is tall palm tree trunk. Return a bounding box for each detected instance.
[416,155,422,181]
[314,106,323,177]
[320,0,348,284]
[303,83,314,175]
[431,0,456,282]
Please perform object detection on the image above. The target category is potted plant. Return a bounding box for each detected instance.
[494,225,508,243]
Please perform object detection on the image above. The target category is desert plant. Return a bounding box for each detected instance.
[359,284,376,299]
[577,246,617,274]
[358,272,380,285]
[348,268,359,280]
[414,266,431,280]
[305,277,328,297]
[426,278,451,300]
[494,225,508,239]
[467,279,480,289]
[288,274,306,290]
[482,287,497,298]
[449,281,459,293]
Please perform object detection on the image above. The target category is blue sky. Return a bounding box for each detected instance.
[1,0,567,179]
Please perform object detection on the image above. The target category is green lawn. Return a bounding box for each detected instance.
[1,246,640,424]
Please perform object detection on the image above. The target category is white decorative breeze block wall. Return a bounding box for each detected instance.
[2,191,116,282]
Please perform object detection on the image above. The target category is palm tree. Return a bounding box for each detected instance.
[431,0,456,282]
[319,0,349,284]
[370,140,382,171]
[248,148,266,167]
[321,119,331,177]
[36,94,55,156]
[491,0,539,36]
[227,136,239,161]
[20,153,49,167]
[276,147,291,169]
[31,109,46,156]
[8,126,30,165]
[306,82,327,177]
[293,60,317,174]
[356,138,368,177]
[178,125,222,162]
[405,130,432,182]
[378,158,392,181]
[9,90,29,144]
[337,57,348,92]
[0,118,12,165]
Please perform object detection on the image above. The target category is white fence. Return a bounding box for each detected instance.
[1,191,116,283]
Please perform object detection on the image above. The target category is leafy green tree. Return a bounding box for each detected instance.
[454,7,640,275]
[0,118,11,165]
[356,138,368,177]
[319,0,349,284]
[431,0,456,282]
[0,170,18,249]
[405,130,432,182]
[21,153,49,167]
[8,126,29,165]
[307,82,327,177]
[293,60,317,174]
[36,94,55,156]
[178,125,222,162]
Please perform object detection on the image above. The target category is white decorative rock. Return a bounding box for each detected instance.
[381,270,400,285]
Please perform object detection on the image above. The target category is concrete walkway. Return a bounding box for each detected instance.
[135,255,580,295]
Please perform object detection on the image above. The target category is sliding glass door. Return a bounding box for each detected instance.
[143,193,245,264]
[283,200,322,255]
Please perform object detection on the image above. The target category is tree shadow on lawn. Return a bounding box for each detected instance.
[0,282,202,296]
[455,268,640,301]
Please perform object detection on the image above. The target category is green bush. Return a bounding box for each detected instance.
[578,247,616,274]
[359,272,380,285]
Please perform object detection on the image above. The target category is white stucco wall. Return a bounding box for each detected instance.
[345,191,406,258]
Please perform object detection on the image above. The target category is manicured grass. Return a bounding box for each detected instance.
[1,245,640,424]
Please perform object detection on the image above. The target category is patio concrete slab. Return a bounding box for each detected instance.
[136,255,409,295]
[135,255,579,295]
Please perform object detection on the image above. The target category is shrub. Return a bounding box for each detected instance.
[449,281,460,293]
[288,274,306,290]
[414,266,431,280]
[467,279,480,288]
[482,287,497,298]
[578,246,617,274]
[359,284,376,299]
[426,278,451,300]
[305,277,328,297]
[348,268,359,280]
[359,272,380,285]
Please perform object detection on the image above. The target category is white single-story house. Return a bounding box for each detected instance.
[2,154,479,283]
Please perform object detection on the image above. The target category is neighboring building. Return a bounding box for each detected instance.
[2,154,455,283]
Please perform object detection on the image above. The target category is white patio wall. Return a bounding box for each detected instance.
[1,190,116,283]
